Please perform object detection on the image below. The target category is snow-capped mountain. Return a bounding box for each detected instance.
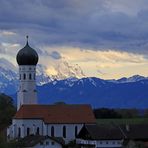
[50,60,85,80]
[108,75,148,84]
[36,64,53,86]
[0,58,18,94]
[37,76,148,108]
[116,75,147,83]
[1,57,148,108]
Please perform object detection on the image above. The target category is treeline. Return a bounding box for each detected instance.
[94,108,148,119]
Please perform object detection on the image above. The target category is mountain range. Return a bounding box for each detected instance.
[0,58,148,108]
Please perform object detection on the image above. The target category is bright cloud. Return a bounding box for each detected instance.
[41,46,148,79]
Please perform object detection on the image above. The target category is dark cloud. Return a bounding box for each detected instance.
[50,51,62,60]
[0,0,148,54]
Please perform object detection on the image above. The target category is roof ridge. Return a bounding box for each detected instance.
[111,122,127,139]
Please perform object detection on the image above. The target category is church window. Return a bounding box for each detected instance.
[18,127,21,138]
[29,73,32,80]
[23,73,26,80]
[63,126,66,138]
[51,141,55,145]
[51,126,54,137]
[27,127,30,136]
[75,126,78,137]
[46,141,49,145]
[36,127,40,135]
[19,74,21,80]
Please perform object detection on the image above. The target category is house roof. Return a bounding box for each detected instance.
[77,124,148,141]
[77,124,125,140]
[16,135,65,147]
[120,124,148,140]
[14,104,96,124]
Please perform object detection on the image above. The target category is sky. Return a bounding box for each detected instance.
[0,0,148,79]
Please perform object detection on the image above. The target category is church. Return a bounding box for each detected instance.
[7,38,96,147]
[7,38,148,148]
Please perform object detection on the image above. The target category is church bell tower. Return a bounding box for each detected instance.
[16,36,39,110]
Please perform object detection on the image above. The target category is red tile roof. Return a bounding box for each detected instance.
[14,104,96,124]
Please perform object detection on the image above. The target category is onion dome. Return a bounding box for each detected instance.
[16,36,39,65]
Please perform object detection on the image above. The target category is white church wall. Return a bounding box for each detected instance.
[7,125,13,140]
[12,119,43,138]
[46,124,83,143]
[9,119,84,143]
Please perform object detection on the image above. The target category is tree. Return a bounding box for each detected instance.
[0,93,16,127]
[93,108,121,119]
[116,109,139,118]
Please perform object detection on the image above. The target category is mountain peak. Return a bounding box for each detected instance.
[117,75,147,83]
[49,60,85,80]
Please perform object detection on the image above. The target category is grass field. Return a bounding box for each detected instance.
[96,118,148,125]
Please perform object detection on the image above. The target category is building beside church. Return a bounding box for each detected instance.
[7,38,96,147]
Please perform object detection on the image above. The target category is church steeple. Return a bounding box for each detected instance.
[16,37,39,110]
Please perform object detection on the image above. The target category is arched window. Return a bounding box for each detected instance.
[23,73,26,80]
[27,127,30,136]
[36,127,40,135]
[63,126,66,138]
[51,126,54,137]
[18,127,21,138]
[75,126,78,137]
[29,73,32,80]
